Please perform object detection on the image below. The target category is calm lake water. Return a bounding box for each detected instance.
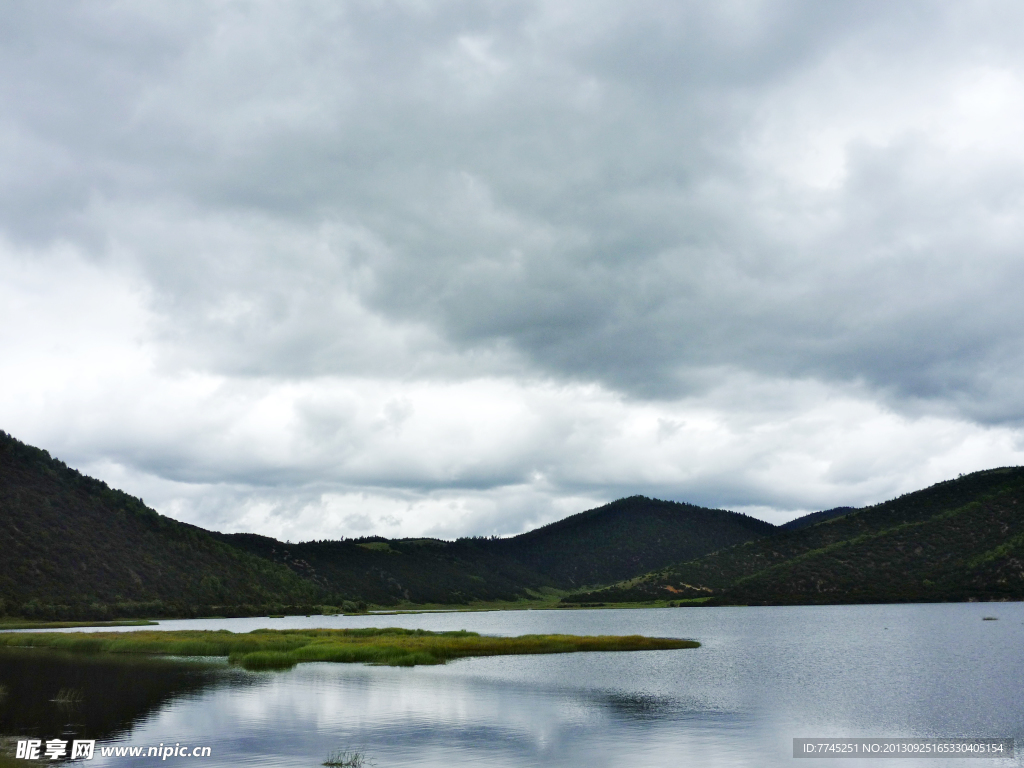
[1,603,1022,767]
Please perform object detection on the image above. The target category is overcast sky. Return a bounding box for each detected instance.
[3,1,1024,541]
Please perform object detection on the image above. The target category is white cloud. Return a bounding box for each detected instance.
[2,1,1024,539]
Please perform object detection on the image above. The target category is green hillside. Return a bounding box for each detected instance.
[492,496,775,588]
[568,468,1024,605]
[0,431,776,616]
[0,431,316,620]
[216,497,774,604]
[778,506,854,532]
[213,533,558,606]
[6,427,1018,617]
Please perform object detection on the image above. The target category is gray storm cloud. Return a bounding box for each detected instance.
[2,1,1024,538]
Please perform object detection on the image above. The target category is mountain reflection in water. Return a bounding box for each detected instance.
[0,648,229,743]
[0,603,1022,768]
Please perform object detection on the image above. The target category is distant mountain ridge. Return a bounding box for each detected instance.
[4,429,1019,619]
[566,468,1024,605]
[212,496,772,602]
[490,496,775,587]
[0,431,771,618]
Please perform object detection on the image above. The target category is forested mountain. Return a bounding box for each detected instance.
[490,496,775,587]
[568,468,1024,605]
[4,428,1019,619]
[778,506,854,531]
[216,497,774,603]
[0,431,771,617]
[0,431,315,619]
[212,533,558,605]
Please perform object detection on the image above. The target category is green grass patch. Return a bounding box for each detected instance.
[0,619,157,630]
[0,627,699,670]
[355,542,394,552]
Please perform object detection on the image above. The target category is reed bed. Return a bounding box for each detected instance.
[0,627,698,670]
[323,749,370,767]
[51,687,84,705]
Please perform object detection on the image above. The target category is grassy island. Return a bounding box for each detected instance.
[0,627,699,670]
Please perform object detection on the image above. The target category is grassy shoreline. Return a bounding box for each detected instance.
[0,627,699,670]
[0,619,158,630]
[0,598,710,628]
[368,596,711,613]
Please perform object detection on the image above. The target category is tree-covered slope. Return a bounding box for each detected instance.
[572,468,1024,604]
[491,496,775,588]
[1,431,775,613]
[215,496,776,605]
[214,533,558,606]
[778,507,854,532]
[13,429,1015,614]
[0,431,315,618]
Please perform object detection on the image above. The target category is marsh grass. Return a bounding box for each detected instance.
[323,749,371,767]
[0,627,698,670]
[51,687,84,706]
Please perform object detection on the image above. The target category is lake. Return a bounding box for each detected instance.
[1,602,1021,767]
